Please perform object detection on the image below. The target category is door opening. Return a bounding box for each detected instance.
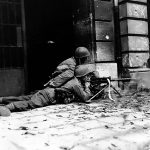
[24,0,74,91]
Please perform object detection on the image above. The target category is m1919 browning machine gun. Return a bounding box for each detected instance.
[87,76,135,103]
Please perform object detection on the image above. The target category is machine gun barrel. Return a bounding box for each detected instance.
[111,78,137,81]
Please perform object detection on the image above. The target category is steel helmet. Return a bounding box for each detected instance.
[74,47,90,58]
[75,64,95,77]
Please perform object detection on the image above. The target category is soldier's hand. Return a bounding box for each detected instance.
[85,81,90,88]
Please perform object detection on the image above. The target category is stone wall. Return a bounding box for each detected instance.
[118,0,150,77]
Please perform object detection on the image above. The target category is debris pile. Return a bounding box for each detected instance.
[97,88,150,113]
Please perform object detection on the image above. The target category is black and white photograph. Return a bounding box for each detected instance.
[0,0,150,150]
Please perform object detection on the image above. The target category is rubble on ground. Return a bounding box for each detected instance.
[1,82,150,150]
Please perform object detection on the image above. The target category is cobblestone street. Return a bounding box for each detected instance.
[1,94,150,150]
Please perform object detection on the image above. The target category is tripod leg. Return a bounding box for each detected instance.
[110,85,122,97]
[107,78,115,101]
[87,84,108,102]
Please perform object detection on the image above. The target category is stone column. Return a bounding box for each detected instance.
[119,0,150,77]
[94,0,118,84]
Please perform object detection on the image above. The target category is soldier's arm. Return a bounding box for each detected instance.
[49,68,75,88]
[60,77,93,102]
[71,79,93,102]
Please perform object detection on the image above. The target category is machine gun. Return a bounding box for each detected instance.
[87,76,127,102]
[87,75,139,103]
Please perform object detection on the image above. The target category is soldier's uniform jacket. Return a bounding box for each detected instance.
[49,57,76,88]
[56,77,92,103]
[4,76,93,112]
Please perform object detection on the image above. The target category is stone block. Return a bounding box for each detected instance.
[121,36,149,51]
[119,3,147,19]
[127,69,150,89]
[119,132,150,146]
[96,63,118,78]
[94,0,113,21]
[95,21,114,41]
[122,52,149,67]
[121,68,150,79]
[120,19,148,35]
[96,63,118,87]
[129,68,150,76]
[96,42,114,61]
[119,0,147,3]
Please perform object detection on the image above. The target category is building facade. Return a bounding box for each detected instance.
[0,0,26,96]
[73,0,150,83]
[0,0,149,96]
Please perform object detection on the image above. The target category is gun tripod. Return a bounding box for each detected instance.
[87,77,122,103]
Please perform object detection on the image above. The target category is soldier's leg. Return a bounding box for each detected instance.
[5,88,56,112]
[0,94,33,104]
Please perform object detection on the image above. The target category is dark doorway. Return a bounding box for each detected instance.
[24,0,74,91]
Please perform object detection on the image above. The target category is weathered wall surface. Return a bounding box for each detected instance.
[119,0,150,77]
[94,0,118,82]
[72,0,118,81]
[0,69,25,96]
[0,0,26,96]
[94,0,115,62]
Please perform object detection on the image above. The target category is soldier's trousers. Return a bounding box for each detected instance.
[2,88,56,112]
